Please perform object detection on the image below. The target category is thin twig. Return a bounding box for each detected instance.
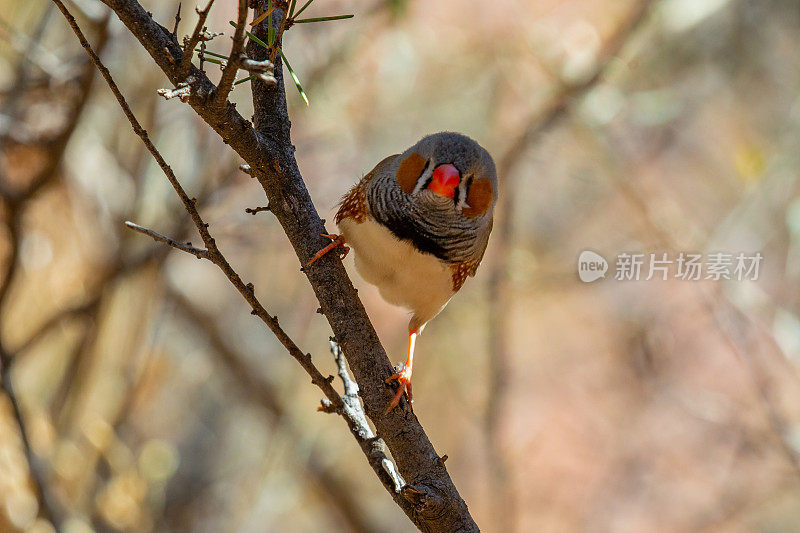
[250,4,276,27]
[124,221,209,259]
[245,205,270,215]
[171,2,181,39]
[179,0,215,79]
[213,0,247,109]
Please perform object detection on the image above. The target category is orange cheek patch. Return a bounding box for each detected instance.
[462,179,493,217]
[396,152,427,194]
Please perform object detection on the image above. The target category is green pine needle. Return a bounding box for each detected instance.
[294,14,354,23]
[194,49,229,60]
[230,21,269,50]
[292,0,315,19]
[280,50,309,105]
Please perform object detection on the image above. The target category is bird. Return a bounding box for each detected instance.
[307,132,498,413]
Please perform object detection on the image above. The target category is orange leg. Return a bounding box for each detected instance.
[306,234,349,267]
[385,330,417,414]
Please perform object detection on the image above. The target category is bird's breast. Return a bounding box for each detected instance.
[338,216,455,326]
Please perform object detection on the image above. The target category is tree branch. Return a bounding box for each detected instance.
[65,0,478,529]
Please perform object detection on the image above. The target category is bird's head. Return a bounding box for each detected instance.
[365,132,497,262]
[394,132,497,220]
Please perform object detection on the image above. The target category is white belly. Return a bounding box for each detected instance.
[338,216,454,329]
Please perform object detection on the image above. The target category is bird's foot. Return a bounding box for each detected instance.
[306,234,348,267]
[384,364,413,414]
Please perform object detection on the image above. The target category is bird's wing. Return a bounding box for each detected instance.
[335,154,398,224]
[450,217,493,292]
[370,153,400,179]
[468,216,493,277]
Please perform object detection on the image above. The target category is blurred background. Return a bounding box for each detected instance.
[1,0,800,531]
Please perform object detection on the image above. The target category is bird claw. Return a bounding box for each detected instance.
[306,234,349,267]
[384,365,413,414]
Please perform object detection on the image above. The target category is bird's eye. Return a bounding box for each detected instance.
[396,152,429,194]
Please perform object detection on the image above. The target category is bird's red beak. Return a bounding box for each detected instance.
[427,164,460,199]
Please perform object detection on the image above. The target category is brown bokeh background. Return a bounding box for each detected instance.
[2,0,800,531]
